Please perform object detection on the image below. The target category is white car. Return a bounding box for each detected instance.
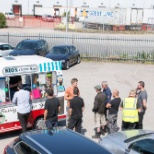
[0,43,14,57]
[5,12,15,19]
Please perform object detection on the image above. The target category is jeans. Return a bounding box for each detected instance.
[18,112,30,133]
[45,118,58,129]
[107,114,119,133]
[135,111,145,129]
[68,118,82,133]
[122,121,136,130]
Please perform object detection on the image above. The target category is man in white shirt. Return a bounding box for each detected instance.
[12,82,31,133]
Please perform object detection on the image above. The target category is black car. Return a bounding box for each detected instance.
[46,45,80,70]
[4,128,112,154]
[9,39,49,56]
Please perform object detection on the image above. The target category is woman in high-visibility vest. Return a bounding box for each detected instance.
[120,90,141,130]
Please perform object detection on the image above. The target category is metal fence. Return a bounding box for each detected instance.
[0,32,154,62]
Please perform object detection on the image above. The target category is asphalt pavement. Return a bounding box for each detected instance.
[0,61,154,153]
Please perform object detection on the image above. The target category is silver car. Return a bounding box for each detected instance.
[99,130,154,154]
[0,43,14,57]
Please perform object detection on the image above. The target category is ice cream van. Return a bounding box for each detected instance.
[0,55,66,133]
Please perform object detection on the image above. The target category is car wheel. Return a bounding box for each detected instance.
[77,56,81,64]
[34,117,46,130]
[64,60,70,70]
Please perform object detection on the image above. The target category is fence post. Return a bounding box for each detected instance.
[8,32,10,44]
[72,34,74,45]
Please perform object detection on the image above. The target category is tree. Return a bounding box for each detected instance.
[0,13,6,28]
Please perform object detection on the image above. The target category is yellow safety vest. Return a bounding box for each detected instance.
[122,97,139,123]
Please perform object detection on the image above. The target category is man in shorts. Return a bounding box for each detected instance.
[92,85,106,138]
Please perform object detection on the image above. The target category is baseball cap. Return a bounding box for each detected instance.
[94,85,102,90]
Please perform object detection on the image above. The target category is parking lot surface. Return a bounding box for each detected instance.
[0,61,154,153]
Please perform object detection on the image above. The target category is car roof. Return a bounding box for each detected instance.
[21,39,44,43]
[53,45,74,48]
[0,55,62,77]
[20,128,111,154]
[0,42,9,45]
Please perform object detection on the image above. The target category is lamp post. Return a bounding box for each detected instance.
[66,0,68,32]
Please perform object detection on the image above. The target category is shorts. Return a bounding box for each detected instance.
[94,113,106,127]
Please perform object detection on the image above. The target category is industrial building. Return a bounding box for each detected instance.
[0,0,154,16]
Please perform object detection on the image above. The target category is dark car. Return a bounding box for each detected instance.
[99,129,154,154]
[4,128,112,154]
[46,45,80,70]
[9,39,49,56]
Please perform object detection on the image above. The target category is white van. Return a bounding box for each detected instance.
[5,12,15,19]
[0,55,66,133]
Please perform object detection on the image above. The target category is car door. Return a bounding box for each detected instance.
[69,46,77,64]
[0,44,8,56]
[3,44,14,56]
[68,46,75,65]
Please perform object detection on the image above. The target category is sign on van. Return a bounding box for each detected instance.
[2,65,39,75]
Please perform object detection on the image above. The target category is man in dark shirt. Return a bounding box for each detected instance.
[136,81,148,129]
[102,81,112,120]
[68,87,84,133]
[106,89,121,134]
[44,89,61,129]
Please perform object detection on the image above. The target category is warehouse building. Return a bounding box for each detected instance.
[0,0,154,16]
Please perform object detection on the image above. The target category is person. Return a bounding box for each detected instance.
[92,85,106,138]
[12,82,31,133]
[106,89,121,134]
[120,90,141,130]
[135,81,148,129]
[68,87,84,133]
[44,89,61,129]
[9,76,22,100]
[101,81,112,119]
[64,78,79,126]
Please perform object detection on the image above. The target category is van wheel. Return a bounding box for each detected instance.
[64,60,69,70]
[34,118,46,130]
[77,56,81,64]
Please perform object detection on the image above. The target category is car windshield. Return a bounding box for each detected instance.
[16,42,38,50]
[50,47,69,54]
[47,15,52,17]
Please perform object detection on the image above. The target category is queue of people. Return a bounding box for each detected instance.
[13,76,147,135]
[64,78,147,137]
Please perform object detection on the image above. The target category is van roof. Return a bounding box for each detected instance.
[0,55,62,77]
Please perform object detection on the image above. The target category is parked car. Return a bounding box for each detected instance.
[5,12,15,19]
[4,128,112,154]
[99,129,154,154]
[42,14,54,22]
[0,42,14,57]
[46,45,80,70]
[9,39,49,56]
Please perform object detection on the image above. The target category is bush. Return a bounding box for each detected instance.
[0,12,6,28]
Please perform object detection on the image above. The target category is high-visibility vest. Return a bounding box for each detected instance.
[122,97,139,123]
